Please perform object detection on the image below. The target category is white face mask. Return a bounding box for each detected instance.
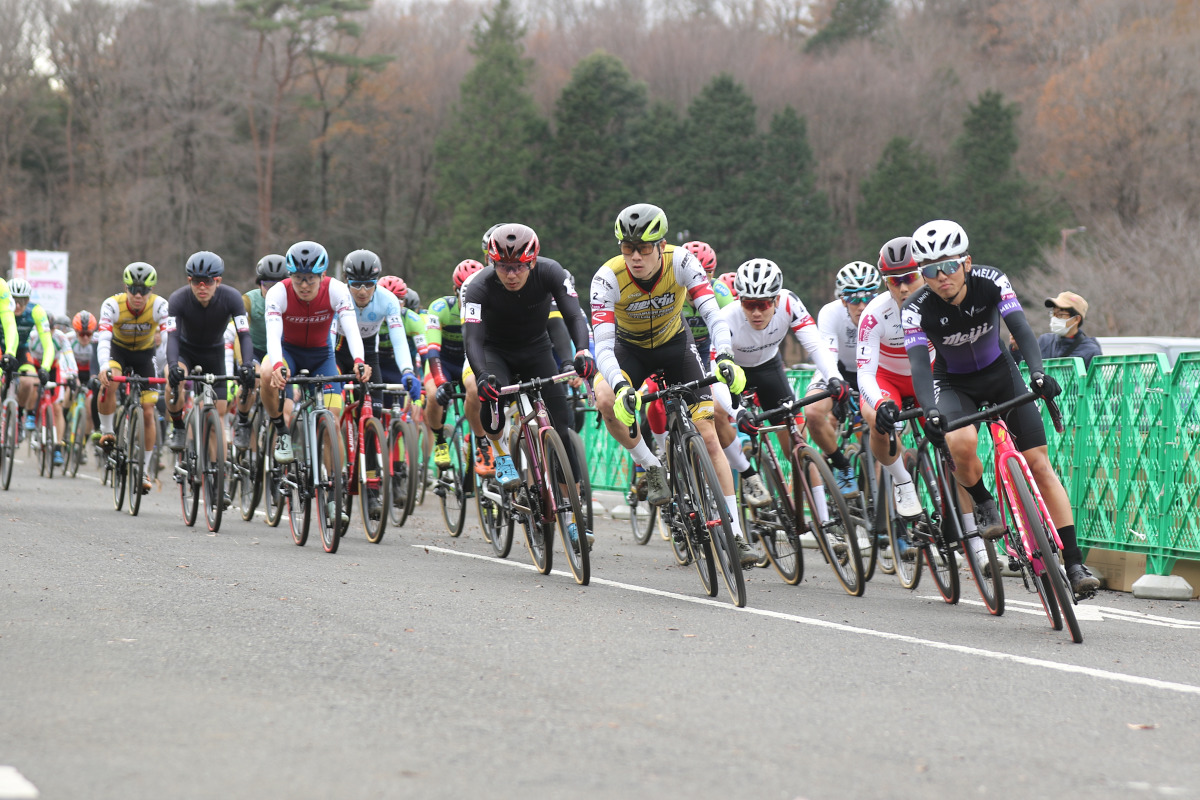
[1049,315,1076,337]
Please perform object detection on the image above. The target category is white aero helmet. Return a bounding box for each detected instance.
[835,261,881,295]
[734,259,784,299]
[8,278,32,298]
[910,220,969,263]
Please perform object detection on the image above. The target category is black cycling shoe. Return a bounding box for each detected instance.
[1067,563,1100,599]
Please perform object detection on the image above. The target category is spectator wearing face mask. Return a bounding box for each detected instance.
[1036,291,1102,368]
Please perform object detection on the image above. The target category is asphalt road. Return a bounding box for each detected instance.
[3,452,1199,800]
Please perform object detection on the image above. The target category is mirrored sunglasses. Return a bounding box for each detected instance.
[740,297,774,312]
[620,241,657,256]
[919,257,965,279]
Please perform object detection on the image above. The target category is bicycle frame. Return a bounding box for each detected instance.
[988,420,1063,576]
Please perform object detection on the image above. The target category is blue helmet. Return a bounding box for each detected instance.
[286,241,329,275]
[185,250,225,278]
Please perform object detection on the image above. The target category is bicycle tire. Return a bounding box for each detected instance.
[401,420,421,522]
[262,425,284,528]
[672,436,717,598]
[40,403,54,478]
[514,430,551,575]
[542,427,589,585]
[845,442,878,581]
[314,411,343,553]
[201,407,224,532]
[66,400,84,478]
[754,443,803,586]
[111,409,128,511]
[915,449,958,604]
[437,417,470,537]
[687,434,745,607]
[478,474,514,557]
[360,416,389,543]
[126,406,145,517]
[795,447,863,597]
[178,411,200,526]
[286,415,311,546]
[628,458,657,544]
[882,469,922,589]
[1012,467,1081,643]
[567,428,593,541]
[0,399,16,490]
[235,407,263,521]
[415,420,430,506]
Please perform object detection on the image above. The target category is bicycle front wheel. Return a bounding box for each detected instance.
[514,430,550,575]
[111,410,128,511]
[795,447,863,597]
[360,416,389,543]
[65,401,84,478]
[314,412,344,553]
[845,442,878,582]
[752,445,803,586]
[543,428,588,586]
[126,407,145,517]
[915,449,958,604]
[178,412,200,526]
[201,407,225,532]
[567,428,593,541]
[40,405,55,478]
[436,418,470,536]
[1,399,18,490]
[478,476,514,557]
[286,416,311,546]
[1012,465,1081,643]
[687,434,745,607]
[387,419,417,529]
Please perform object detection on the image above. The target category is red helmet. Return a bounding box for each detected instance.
[716,272,738,299]
[878,236,918,275]
[453,259,484,289]
[379,275,407,299]
[486,223,540,266]
[72,310,98,335]
[682,241,717,276]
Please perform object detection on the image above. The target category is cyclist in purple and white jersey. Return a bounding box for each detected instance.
[901,219,1099,597]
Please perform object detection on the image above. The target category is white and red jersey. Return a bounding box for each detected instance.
[816,299,857,373]
[264,276,361,367]
[857,292,931,409]
[718,291,841,380]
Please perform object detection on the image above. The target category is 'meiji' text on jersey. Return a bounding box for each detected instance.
[901,266,1020,374]
[718,291,841,380]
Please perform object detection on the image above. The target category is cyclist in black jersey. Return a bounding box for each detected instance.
[164,251,257,452]
[462,224,597,516]
[901,219,1100,597]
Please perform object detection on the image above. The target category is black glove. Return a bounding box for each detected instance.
[435,382,454,408]
[88,375,101,392]
[826,376,850,404]
[573,353,597,382]
[736,407,760,436]
[168,365,187,388]
[874,400,900,436]
[0,353,16,373]
[477,373,501,404]
[37,368,50,386]
[67,377,80,393]
[1030,371,1062,401]
[924,407,948,442]
[237,362,257,388]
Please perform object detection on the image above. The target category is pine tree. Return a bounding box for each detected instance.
[857,136,944,255]
[805,0,890,54]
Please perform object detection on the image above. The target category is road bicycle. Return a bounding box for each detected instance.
[946,392,1082,641]
[0,365,20,490]
[103,374,166,517]
[274,371,354,554]
[171,371,233,532]
[639,373,746,607]
[742,386,862,596]
[62,381,92,478]
[29,376,62,478]
[491,370,589,585]
[338,382,390,543]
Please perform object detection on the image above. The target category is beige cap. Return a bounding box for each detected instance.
[1045,291,1088,320]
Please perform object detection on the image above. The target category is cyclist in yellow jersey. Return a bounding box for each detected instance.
[96,262,170,493]
[590,203,756,567]
[0,278,19,375]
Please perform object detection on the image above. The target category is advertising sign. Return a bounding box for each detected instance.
[10,250,69,317]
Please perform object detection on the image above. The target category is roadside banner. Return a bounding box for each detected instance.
[10,250,69,317]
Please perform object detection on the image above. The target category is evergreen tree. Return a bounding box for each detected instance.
[805,0,890,54]
[949,90,1063,274]
[423,0,549,285]
[857,136,944,255]
[747,106,835,296]
[544,51,647,277]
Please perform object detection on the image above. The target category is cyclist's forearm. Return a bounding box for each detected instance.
[906,345,937,412]
[1,311,16,355]
[1004,309,1044,375]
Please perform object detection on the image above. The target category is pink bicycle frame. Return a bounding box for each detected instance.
[988,418,1063,576]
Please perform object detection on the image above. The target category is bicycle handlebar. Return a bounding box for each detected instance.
[637,372,719,405]
[943,391,1064,436]
[750,384,837,426]
[497,369,580,398]
[109,375,167,385]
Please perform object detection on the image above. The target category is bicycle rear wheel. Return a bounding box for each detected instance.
[478,476,514,557]
[567,428,593,541]
[883,469,923,589]
[1012,467,1081,643]
[543,428,589,585]
[845,442,878,582]
[514,431,551,575]
[314,412,344,553]
[0,399,16,490]
[915,449,958,603]
[414,420,430,506]
[671,437,717,599]
[751,444,803,585]
[360,416,389,543]
[436,417,470,536]
[235,406,263,521]
[795,447,863,597]
[202,407,224,532]
[286,417,311,546]
[126,407,145,517]
[41,404,55,478]
[387,419,417,529]
[262,425,283,527]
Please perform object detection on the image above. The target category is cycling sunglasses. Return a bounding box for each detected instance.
[620,241,658,256]
[348,280,377,289]
[740,297,775,312]
[919,256,966,279]
[188,275,214,286]
[127,284,152,296]
[494,261,531,276]
[885,272,918,287]
[841,291,873,305]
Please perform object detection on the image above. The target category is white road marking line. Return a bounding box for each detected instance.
[933,596,1200,628]
[0,766,39,799]
[421,544,1200,697]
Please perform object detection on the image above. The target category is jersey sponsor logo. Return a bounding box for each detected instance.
[625,292,677,313]
[962,306,986,317]
[593,276,616,293]
[859,314,879,335]
[941,322,993,347]
[285,313,332,324]
[592,310,615,326]
[233,314,250,332]
[119,321,154,334]
[464,302,481,323]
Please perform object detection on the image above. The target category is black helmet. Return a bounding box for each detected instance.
[185,251,225,278]
[343,249,382,282]
[256,254,288,282]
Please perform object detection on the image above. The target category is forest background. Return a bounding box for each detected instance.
[1,0,1197,336]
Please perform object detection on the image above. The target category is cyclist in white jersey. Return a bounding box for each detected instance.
[856,237,928,529]
[800,261,876,494]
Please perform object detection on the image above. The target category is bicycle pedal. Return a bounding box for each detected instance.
[433,485,447,498]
